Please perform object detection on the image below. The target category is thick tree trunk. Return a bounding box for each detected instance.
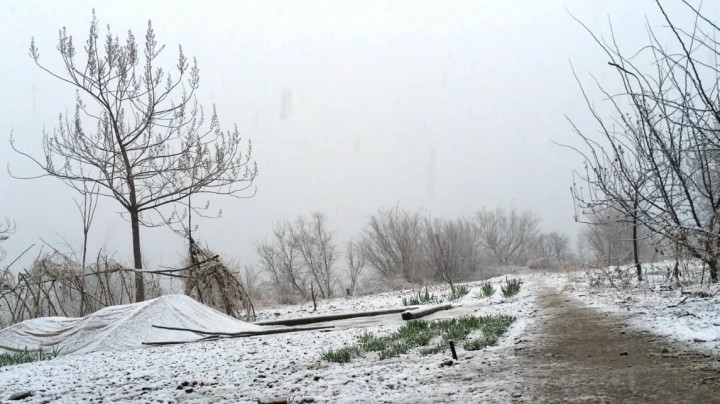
[130,210,145,302]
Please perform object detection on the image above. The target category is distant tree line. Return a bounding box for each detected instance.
[252,206,575,302]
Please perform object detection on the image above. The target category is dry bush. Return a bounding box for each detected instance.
[584,265,634,289]
[0,249,160,328]
[184,239,255,321]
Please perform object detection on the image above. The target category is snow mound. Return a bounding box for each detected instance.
[0,294,262,355]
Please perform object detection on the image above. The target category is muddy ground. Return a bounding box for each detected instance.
[514,285,720,403]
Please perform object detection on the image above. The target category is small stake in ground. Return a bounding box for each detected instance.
[449,340,458,360]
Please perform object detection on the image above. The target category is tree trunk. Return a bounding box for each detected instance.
[130,210,145,302]
[633,197,642,282]
[709,258,718,284]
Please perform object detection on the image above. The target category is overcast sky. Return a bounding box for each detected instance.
[0,0,709,271]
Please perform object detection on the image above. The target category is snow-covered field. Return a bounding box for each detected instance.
[551,261,720,354]
[0,276,537,403]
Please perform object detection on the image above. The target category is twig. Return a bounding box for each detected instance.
[700,376,719,385]
[2,243,35,271]
[667,295,689,308]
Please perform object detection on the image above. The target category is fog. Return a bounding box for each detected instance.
[0,0,699,270]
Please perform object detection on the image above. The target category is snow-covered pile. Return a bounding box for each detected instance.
[0,294,261,355]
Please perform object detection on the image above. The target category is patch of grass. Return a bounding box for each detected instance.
[447,284,470,301]
[480,282,496,298]
[321,346,361,363]
[323,315,516,363]
[501,278,523,298]
[0,346,61,368]
[402,287,444,306]
[464,315,516,350]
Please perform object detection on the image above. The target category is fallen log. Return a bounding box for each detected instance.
[143,324,336,347]
[401,303,453,320]
[254,306,419,326]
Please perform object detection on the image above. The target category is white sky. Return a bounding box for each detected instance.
[0,0,709,270]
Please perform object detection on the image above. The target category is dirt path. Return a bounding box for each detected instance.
[517,285,720,403]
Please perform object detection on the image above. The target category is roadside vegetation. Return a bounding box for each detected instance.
[322,314,515,363]
[0,346,61,368]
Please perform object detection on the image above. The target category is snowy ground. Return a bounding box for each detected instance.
[0,275,538,403]
[550,261,720,355]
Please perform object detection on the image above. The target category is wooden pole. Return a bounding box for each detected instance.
[449,340,458,360]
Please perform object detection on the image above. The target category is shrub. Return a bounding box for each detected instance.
[447,284,470,301]
[480,282,495,298]
[501,278,523,298]
[402,287,443,306]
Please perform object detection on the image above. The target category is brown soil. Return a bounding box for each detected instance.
[517,286,720,403]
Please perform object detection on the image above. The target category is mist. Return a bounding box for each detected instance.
[0,0,690,270]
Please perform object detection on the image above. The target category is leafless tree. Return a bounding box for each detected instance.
[0,217,15,262]
[360,206,425,282]
[475,208,539,266]
[578,211,651,267]
[534,232,572,264]
[345,239,366,295]
[292,212,338,298]
[256,212,338,300]
[423,217,479,291]
[256,222,308,301]
[10,11,258,301]
[240,264,262,301]
[567,0,720,282]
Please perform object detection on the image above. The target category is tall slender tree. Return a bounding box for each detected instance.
[10,11,258,301]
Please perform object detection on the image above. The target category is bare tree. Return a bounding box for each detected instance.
[360,206,425,282]
[0,217,15,262]
[567,1,720,282]
[256,212,338,300]
[292,212,338,298]
[241,264,262,301]
[10,11,258,301]
[423,217,479,291]
[345,239,366,295]
[256,222,308,301]
[534,232,572,264]
[475,208,539,266]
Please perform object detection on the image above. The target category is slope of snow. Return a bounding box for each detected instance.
[0,294,261,355]
[0,276,538,403]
